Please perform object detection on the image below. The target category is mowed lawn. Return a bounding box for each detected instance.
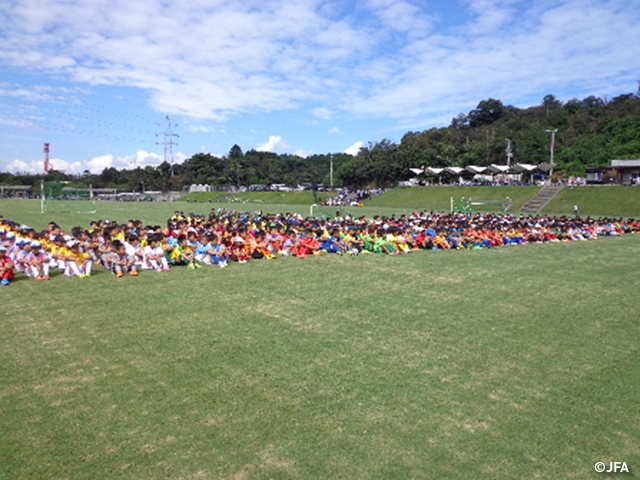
[1,201,639,479]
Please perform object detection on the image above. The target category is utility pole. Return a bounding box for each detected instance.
[330,154,334,190]
[156,115,179,176]
[505,138,513,167]
[545,129,558,182]
[485,128,489,163]
[43,143,50,173]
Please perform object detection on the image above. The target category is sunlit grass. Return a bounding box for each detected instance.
[1,217,639,478]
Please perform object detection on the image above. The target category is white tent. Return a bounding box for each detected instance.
[512,163,537,172]
[409,168,425,176]
[425,167,444,184]
[465,165,487,174]
[445,167,464,175]
[537,162,556,172]
[487,164,512,174]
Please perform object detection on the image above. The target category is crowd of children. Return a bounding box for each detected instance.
[0,209,637,285]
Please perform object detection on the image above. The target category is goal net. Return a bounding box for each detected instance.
[468,197,512,212]
[451,197,512,213]
[450,197,471,213]
[41,182,97,214]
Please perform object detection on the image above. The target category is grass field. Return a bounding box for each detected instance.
[367,186,640,218]
[166,185,640,220]
[181,191,318,205]
[0,200,423,232]
[364,186,541,213]
[544,186,640,218]
[1,200,639,479]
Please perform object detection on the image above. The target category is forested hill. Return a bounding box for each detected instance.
[337,93,640,187]
[3,92,640,190]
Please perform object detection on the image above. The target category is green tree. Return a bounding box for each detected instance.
[468,98,506,127]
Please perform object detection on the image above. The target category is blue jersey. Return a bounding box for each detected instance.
[195,241,208,256]
[166,236,178,248]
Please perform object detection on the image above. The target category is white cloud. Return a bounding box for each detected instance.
[310,107,334,120]
[0,117,34,128]
[257,135,289,153]
[86,151,166,173]
[121,150,164,169]
[344,141,363,156]
[329,127,340,134]
[346,1,640,120]
[4,149,180,175]
[293,148,312,158]
[187,125,213,133]
[6,159,39,174]
[366,0,434,35]
[6,157,83,174]
[257,135,312,156]
[0,0,638,143]
[87,155,114,173]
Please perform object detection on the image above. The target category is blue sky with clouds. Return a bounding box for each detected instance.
[1,0,639,174]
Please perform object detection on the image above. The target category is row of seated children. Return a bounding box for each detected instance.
[1,210,638,284]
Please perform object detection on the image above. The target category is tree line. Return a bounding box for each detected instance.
[3,91,639,190]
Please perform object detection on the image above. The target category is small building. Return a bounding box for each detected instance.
[586,159,640,185]
[188,184,212,193]
[612,160,640,185]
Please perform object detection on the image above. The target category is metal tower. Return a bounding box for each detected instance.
[156,115,179,175]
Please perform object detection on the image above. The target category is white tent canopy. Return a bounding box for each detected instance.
[426,167,444,175]
[409,168,425,175]
[487,164,511,174]
[537,162,556,172]
[465,165,487,174]
[512,163,537,172]
[445,167,464,175]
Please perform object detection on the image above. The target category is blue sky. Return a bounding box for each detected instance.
[1,0,639,174]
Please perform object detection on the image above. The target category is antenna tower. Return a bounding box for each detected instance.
[156,115,179,175]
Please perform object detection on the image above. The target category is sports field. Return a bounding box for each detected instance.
[1,199,639,479]
[180,185,640,218]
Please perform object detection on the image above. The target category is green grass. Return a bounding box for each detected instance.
[0,199,449,232]
[1,199,639,478]
[543,186,640,218]
[182,191,317,205]
[364,186,541,212]
[365,186,640,217]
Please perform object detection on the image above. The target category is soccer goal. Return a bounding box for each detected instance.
[451,196,512,213]
[468,196,512,212]
[41,181,97,214]
[450,197,471,214]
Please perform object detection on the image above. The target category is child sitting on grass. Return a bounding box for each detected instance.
[29,241,51,280]
[0,246,14,285]
[142,235,170,271]
[281,229,299,257]
[110,240,138,277]
[202,235,228,267]
[170,235,200,269]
